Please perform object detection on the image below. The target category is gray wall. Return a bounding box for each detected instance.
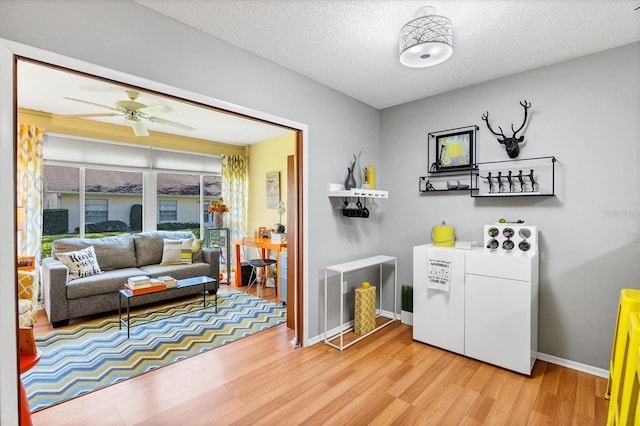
[380,42,640,369]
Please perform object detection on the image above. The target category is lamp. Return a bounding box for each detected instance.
[399,6,453,68]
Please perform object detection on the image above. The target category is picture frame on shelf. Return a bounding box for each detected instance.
[428,126,477,173]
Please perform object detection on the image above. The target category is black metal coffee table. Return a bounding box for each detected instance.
[118,275,217,338]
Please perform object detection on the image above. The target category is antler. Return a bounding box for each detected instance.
[511,100,531,136]
[481,111,506,138]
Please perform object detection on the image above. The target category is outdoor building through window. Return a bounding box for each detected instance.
[42,134,222,244]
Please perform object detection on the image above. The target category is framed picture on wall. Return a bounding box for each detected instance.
[428,126,478,173]
[266,171,280,209]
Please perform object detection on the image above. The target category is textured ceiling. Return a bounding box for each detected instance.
[134,0,640,109]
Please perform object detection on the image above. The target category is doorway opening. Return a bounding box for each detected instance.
[14,57,305,348]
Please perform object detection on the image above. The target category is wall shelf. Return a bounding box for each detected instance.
[418,156,556,198]
[328,188,388,219]
[471,156,556,197]
[328,188,388,198]
[419,174,477,193]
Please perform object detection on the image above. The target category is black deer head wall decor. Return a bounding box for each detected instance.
[481,100,531,159]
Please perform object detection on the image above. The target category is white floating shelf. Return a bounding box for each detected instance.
[328,188,388,198]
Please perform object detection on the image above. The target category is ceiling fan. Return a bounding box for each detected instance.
[61,90,195,136]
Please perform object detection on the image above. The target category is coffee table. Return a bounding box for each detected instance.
[119,275,217,338]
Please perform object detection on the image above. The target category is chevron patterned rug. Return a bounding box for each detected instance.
[22,291,286,412]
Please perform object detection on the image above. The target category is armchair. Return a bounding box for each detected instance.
[18,270,39,327]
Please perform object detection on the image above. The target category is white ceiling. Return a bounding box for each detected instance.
[18,1,640,145]
[17,61,292,145]
[135,0,640,109]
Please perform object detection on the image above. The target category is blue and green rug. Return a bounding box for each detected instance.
[23,291,286,412]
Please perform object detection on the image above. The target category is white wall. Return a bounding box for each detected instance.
[380,42,640,369]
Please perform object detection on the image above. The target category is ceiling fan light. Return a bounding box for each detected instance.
[399,7,453,68]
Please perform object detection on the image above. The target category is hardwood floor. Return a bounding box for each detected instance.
[31,289,608,425]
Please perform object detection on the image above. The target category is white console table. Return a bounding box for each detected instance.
[324,255,397,351]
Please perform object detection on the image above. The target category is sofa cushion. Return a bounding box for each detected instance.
[56,246,102,281]
[52,234,137,271]
[134,231,200,266]
[160,238,194,265]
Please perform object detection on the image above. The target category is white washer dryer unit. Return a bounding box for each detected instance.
[484,224,537,254]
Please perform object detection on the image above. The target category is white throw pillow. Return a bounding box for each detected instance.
[57,246,102,281]
[160,238,194,266]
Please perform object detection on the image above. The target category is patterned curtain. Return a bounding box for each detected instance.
[221,155,247,272]
[17,124,44,266]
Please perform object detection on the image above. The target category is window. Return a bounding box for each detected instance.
[85,169,143,232]
[85,199,108,224]
[43,135,222,237]
[158,200,177,222]
[43,165,80,236]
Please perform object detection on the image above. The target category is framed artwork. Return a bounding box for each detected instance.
[428,127,476,173]
[266,171,280,209]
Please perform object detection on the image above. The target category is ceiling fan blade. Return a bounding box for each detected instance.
[63,97,121,112]
[147,116,195,131]
[127,118,149,136]
[138,104,171,115]
[57,112,121,119]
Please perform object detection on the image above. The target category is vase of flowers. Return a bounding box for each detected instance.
[208,199,229,229]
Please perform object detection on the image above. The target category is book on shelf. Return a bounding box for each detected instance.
[158,276,178,288]
[124,282,166,295]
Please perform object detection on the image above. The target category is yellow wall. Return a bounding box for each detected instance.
[247,132,296,235]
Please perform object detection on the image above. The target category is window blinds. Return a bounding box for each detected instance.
[44,133,221,174]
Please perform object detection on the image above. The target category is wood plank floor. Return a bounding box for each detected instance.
[31,286,609,425]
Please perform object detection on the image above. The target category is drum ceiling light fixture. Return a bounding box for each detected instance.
[399,6,453,68]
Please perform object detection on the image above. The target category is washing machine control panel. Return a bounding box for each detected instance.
[484,224,537,254]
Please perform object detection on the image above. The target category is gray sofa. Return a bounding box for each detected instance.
[41,230,219,327]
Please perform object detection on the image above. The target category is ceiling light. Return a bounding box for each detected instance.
[399,6,453,68]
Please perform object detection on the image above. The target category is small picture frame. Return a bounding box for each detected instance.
[266,171,280,209]
[17,255,35,271]
[428,127,476,173]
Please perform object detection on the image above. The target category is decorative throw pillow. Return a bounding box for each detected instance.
[160,238,194,266]
[57,246,102,281]
[191,239,204,264]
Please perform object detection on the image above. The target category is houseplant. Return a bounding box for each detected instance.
[208,199,229,229]
[401,285,413,326]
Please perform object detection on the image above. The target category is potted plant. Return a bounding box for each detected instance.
[401,285,413,326]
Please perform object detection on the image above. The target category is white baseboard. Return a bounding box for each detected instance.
[536,352,608,378]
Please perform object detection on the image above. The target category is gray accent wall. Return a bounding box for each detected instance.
[380,42,640,369]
